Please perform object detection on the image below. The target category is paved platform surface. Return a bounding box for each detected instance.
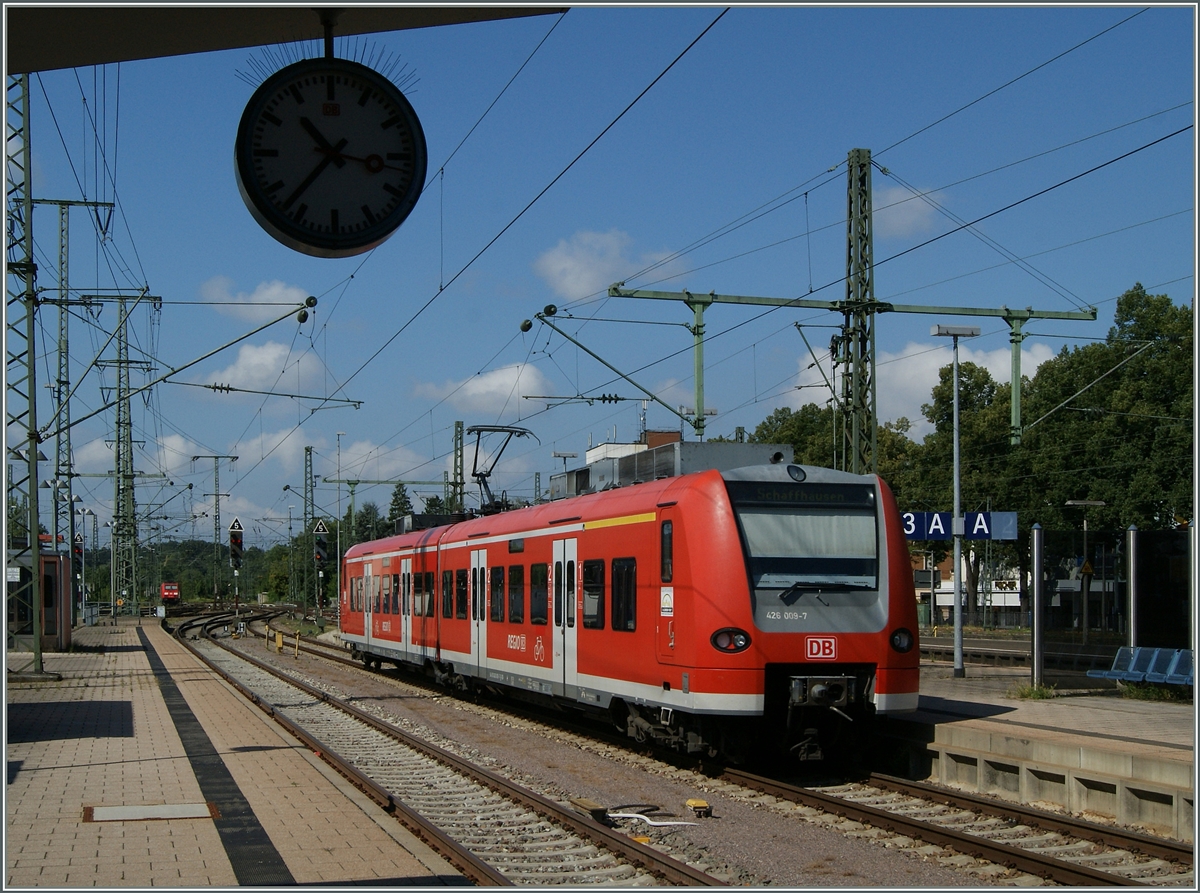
[6,618,466,888]
[914,661,1194,759]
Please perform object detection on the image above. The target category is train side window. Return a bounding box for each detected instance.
[413,572,424,616]
[382,574,391,614]
[530,563,548,625]
[490,566,505,622]
[661,520,673,583]
[508,565,525,624]
[425,572,436,616]
[455,569,468,619]
[566,559,576,629]
[612,557,637,632]
[401,572,409,615]
[442,570,453,619]
[553,560,563,628]
[375,576,383,615]
[582,559,604,629]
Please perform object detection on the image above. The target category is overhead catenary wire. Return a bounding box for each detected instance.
[875,7,1150,158]
[31,11,1187,521]
[541,127,1193,416]
[571,11,1165,317]
[326,8,732,406]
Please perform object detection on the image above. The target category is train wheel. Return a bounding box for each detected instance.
[361,653,371,669]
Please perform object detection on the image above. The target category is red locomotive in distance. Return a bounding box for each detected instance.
[340,461,919,763]
[160,582,181,606]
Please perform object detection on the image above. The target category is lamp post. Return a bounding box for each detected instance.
[336,432,345,623]
[287,505,296,609]
[552,451,577,474]
[1066,499,1105,645]
[75,506,94,624]
[102,520,115,621]
[932,324,980,679]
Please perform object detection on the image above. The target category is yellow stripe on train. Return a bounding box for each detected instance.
[583,511,657,531]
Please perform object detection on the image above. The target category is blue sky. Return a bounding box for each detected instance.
[24,5,1195,551]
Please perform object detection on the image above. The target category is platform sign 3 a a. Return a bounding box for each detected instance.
[902,511,1017,541]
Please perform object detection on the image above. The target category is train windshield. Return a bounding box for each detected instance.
[727,481,878,595]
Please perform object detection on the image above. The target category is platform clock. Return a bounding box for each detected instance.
[235,57,427,258]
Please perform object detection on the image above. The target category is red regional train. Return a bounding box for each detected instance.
[160,582,181,606]
[339,462,919,762]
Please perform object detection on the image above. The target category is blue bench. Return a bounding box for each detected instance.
[1157,649,1193,687]
[1088,647,1194,687]
[1087,646,1137,680]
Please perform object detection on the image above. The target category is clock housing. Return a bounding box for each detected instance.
[235,57,427,258]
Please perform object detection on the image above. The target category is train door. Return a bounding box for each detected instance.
[399,557,412,663]
[471,549,487,678]
[412,560,434,665]
[553,538,578,691]
[656,513,683,665]
[363,565,374,653]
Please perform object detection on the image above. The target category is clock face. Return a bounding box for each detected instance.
[235,58,428,258]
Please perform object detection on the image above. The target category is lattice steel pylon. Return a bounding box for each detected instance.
[451,421,465,512]
[111,295,139,614]
[36,199,112,624]
[842,147,877,475]
[6,73,46,672]
[193,454,235,606]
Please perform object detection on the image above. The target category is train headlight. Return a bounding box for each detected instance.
[711,627,751,653]
[890,628,915,653]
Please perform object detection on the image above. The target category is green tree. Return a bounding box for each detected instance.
[911,362,1015,623]
[354,501,389,541]
[387,483,414,528]
[1016,283,1192,531]
[749,403,838,466]
[422,494,446,514]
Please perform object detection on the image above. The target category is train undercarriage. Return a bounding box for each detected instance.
[348,641,879,765]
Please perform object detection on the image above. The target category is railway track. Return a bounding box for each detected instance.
[723,769,1194,886]
[176,613,722,887]
[241,616,1195,886]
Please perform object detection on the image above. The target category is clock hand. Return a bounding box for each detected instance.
[314,148,410,175]
[299,117,347,169]
[282,137,348,211]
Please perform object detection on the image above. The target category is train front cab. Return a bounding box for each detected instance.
[715,464,920,761]
[594,464,920,763]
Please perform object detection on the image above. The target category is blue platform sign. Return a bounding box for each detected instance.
[901,511,1017,541]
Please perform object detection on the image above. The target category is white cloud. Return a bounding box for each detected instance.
[534,230,675,301]
[779,339,1056,440]
[233,425,310,471]
[414,363,552,418]
[72,437,114,473]
[151,433,199,477]
[650,377,694,411]
[873,340,1056,438]
[200,276,310,322]
[197,341,322,393]
[336,437,445,484]
[873,185,945,240]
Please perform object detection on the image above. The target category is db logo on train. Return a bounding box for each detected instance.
[805,636,837,660]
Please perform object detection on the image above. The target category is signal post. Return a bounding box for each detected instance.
[229,518,243,619]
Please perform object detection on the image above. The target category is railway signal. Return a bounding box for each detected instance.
[229,518,243,569]
[313,518,328,570]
